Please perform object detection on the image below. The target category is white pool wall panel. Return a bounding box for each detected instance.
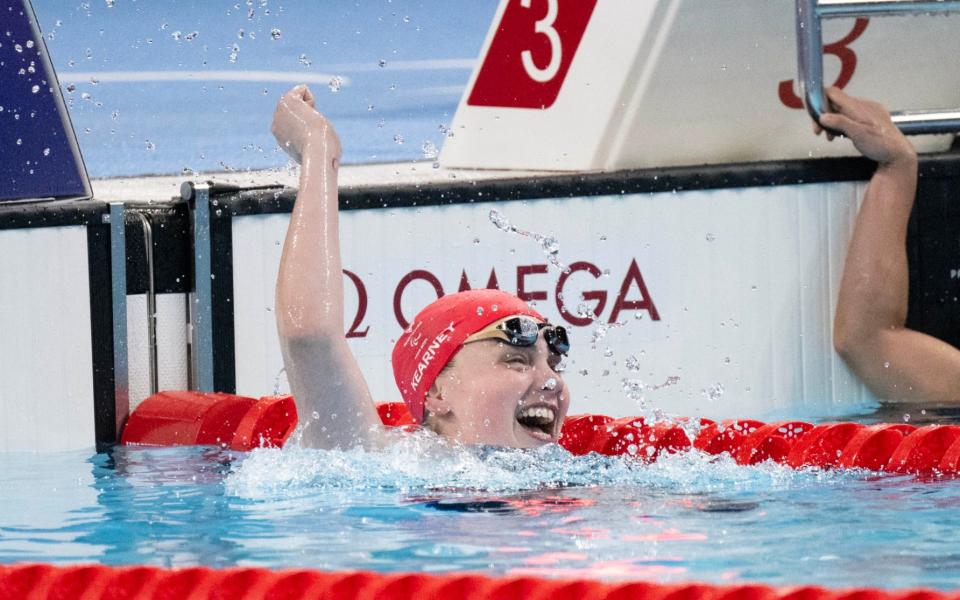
[231,181,873,420]
[126,293,190,411]
[0,225,96,452]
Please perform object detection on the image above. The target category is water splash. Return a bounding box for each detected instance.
[488,209,570,273]
[226,432,856,499]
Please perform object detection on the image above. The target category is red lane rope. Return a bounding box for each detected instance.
[122,392,960,475]
[0,564,952,600]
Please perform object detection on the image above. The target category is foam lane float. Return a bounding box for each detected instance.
[9,390,958,600]
[1,562,955,600]
[123,390,960,475]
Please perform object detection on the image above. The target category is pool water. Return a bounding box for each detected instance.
[3,429,960,591]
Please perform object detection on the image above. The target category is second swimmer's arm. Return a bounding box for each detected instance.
[823,87,960,401]
[273,85,381,447]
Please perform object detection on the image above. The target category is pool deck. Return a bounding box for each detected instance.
[90,162,555,204]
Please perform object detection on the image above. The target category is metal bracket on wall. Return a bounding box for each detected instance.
[108,202,129,437]
[182,181,215,392]
[131,211,159,396]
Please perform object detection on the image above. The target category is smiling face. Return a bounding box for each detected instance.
[423,335,570,448]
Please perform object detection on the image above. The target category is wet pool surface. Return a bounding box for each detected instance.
[3,431,960,591]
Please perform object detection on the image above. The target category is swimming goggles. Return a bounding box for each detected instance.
[464,315,570,356]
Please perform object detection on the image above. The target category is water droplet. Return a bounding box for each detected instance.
[603,347,614,358]
[111,110,119,120]
[30,85,39,94]
[621,378,645,401]
[378,58,387,68]
[625,355,641,371]
[393,133,404,145]
[402,15,411,23]
[15,138,22,146]
[105,0,115,7]
[237,29,245,39]
[14,44,22,53]
[328,76,342,92]
[42,148,50,156]
[542,377,558,390]
[472,237,480,245]
[228,43,240,63]
[705,233,716,242]
[298,53,312,67]
[25,40,33,48]
[311,411,320,420]
[270,28,282,40]
[421,140,438,159]
[65,84,76,93]
[489,209,512,232]
[184,31,199,41]
[702,383,724,402]
[145,140,156,151]
[171,30,182,41]
[883,361,890,368]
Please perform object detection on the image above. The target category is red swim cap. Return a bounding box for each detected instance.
[391,289,544,423]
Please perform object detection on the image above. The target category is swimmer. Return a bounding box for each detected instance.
[270,85,571,449]
[819,87,960,401]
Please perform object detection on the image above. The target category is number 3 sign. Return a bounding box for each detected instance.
[468,0,598,109]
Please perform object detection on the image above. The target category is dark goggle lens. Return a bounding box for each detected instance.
[544,326,570,355]
[500,317,570,355]
[500,317,540,345]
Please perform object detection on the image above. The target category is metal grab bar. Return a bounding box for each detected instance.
[132,212,159,396]
[796,0,960,135]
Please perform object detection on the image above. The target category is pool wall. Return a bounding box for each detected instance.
[0,151,958,451]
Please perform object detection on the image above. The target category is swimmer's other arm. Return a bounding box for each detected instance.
[818,87,960,402]
[272,85,383,447]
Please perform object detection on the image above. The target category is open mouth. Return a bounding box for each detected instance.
[516,405,557,441]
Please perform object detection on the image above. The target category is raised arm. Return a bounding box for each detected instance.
[271,85,382,447]
[821,87,960,401]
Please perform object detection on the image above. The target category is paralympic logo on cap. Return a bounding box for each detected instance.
[410,321,456,391]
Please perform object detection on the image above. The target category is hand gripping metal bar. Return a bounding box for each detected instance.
[797,0,960,134]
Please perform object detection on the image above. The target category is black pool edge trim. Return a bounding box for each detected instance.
[210,204,237,395]
[86,216,118,452]
[220,151,960,217]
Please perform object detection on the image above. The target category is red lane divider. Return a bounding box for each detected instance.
[837,424,918,471]
[121,391,297,451]
[0,564,952,600]
[122,392,960,476]
[785,423,864,469]
[693,420,764,456]
[733,422,812,466]
[887,426,960,474]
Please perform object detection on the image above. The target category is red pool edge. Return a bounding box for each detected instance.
[1,563,956,600]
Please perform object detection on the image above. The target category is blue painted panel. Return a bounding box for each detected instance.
[0,0,88,201]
